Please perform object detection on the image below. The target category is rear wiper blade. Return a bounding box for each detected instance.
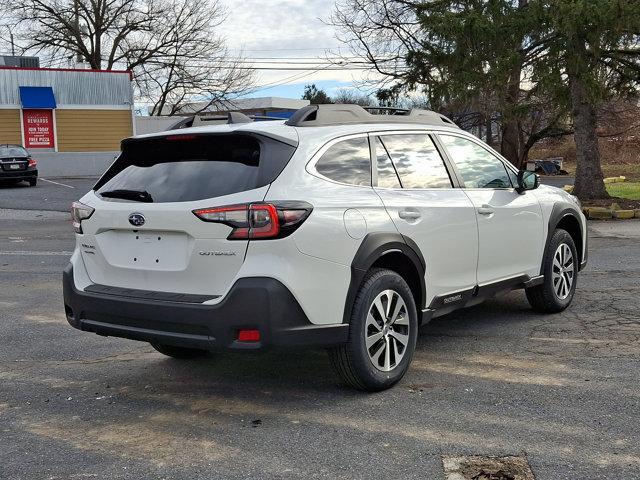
[99,189,153,202]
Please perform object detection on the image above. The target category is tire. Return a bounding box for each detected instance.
[526,228,578,313]
[328,268,418,391]
[150,343,209,359]
[28,178,37,187]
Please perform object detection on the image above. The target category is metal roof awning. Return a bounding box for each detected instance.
[19,86,57,109]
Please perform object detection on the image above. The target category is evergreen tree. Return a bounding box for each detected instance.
[333,0,640,200]
[302,84,333,104]
[530,0,640,199]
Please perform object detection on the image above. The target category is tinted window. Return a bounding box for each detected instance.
[506,167,519,187]
[380,134,451,189]
[439,135,513,189]
[375,137,401,188]
[315,137,371,186]
[94,134,295,203]
[0,145,28,157]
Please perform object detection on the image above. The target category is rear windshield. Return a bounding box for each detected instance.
[0,146,28,157]
[94,133,295,203]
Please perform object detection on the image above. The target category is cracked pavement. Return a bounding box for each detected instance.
[0,212,639,480]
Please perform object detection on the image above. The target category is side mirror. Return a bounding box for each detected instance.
[516,170,539,193]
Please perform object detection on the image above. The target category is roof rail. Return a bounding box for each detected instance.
[168,112,288,130]
[284,104,458,128]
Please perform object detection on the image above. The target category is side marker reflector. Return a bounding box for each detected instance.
[237,329,261,342]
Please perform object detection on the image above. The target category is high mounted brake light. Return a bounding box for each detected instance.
[165,134,198,141]
[193,202,312,240]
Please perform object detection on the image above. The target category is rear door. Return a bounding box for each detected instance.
[79,133,295,297]
[372,132,478,304]
[437,133,544,284]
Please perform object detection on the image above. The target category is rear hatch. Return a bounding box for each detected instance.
[79,132,296,297]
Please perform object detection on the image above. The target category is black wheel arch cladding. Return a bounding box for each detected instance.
[343,232,426,323]
[544,202,586,274]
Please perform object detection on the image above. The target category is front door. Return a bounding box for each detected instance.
[371,133,478,306]
[437,133,544,285]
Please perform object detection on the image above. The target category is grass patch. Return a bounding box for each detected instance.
[606,182,640,200]
[601,163,640,182]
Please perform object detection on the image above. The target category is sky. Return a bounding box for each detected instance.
[218,0,373,100]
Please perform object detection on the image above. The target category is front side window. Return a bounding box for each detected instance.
[379,134,452,189]
[439,135,513,189]
[315,137,371,186]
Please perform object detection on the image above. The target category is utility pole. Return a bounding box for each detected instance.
[9,31,15,56]
[74,0,82,65]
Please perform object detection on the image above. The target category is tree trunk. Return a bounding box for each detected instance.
[485,114,493,145]
[501,55,524,168]
[501,117,521,168]
[569,75,609,200]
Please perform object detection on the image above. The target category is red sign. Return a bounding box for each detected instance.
[23,109,55,148]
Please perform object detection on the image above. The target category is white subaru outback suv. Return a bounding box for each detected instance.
[63,105,587,391]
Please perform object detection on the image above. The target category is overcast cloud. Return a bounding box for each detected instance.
[218,0,370,97]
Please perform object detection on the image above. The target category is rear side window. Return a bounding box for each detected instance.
[380,134,452,189]
[94,134,295,203]
[374,137,402,188]
[439,134,513,189]
[315,137,371,186]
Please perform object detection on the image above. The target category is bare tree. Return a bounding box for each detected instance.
[331,88,372,106]
[330,0,569,167]
[9,0,253,114]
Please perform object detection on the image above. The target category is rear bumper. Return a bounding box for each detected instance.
[0,169,37,180]
[62,264,348,351]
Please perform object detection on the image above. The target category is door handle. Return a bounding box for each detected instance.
[399,210,421,220]
[477,205,495,215]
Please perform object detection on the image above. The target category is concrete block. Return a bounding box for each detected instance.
[635,209,640,219]
[603,176,625,184]
[613,210,635,219]
[586,207,613,220]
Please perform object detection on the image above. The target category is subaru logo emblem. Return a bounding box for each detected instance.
[128,213,145,227]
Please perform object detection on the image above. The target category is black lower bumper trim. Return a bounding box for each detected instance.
[84,283,219,303]
[63,264,348,351]
[0,170,37,180]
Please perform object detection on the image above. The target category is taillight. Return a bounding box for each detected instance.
[70,201,95,234]
[28,158,37,167]
[193,202,312,240]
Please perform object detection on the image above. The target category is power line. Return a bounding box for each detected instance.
[205,66,370,71]
[246,62,345,94]
[233,47,341,52]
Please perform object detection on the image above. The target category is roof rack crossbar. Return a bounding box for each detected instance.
[284,104,458,128]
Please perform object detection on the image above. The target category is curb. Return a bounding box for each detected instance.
[583,207,639,221]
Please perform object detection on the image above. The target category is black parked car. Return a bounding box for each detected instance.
[0,145,37,186]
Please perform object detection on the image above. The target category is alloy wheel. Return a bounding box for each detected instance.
[365,289,410,372]
[552,243,574,300]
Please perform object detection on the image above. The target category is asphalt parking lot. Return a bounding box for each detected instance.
[1,181,639,479]
[0,177,97,212]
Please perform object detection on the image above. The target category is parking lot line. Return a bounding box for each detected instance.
[40,178,75,189]
[0,250,73,256]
